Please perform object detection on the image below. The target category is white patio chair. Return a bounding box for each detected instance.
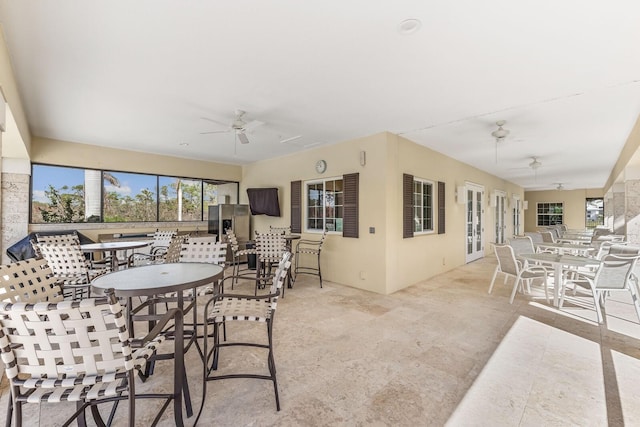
[489,244,550,304]
[561,254,640,323]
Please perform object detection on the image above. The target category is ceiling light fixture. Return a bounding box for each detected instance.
[179,142,189,146]
[556,183,564,191]
[398,18,422,35]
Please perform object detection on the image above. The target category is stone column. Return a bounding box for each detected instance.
[612,183,626,236]
[604,189,614,230]
[1,163,30,264]
[625,179,640,245]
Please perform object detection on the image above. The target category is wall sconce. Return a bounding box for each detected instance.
[523,200,529,210]
[456,186,467,204]
[360,150,366,166]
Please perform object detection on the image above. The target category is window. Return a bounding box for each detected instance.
[536,202,563,226]
[305,178,343,232]
[31,164,86,223]
[30,164,238,224]
[103,171,157,222]
[413,178,434,233]
[158,177,202,221]
[586,198,604,229]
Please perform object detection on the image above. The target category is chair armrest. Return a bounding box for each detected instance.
[523,265,549,274]
[297,239,321,246]
[151,246,169,256]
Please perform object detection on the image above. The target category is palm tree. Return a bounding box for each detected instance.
[84,170,119,221]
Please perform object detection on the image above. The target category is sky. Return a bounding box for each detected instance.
[32,165,158,203]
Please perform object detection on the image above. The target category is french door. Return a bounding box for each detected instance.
[494,191,507,244]
[513,196,521,235]
[465,183,485,263]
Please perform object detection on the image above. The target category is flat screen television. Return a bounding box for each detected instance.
[246,187,281,217]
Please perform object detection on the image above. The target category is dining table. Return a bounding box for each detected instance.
[534,242,596,256]
[92,262,224,419]
[81,240,151,271]
[519,252,601,307]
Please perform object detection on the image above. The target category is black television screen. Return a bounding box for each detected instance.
[246,187,281,216]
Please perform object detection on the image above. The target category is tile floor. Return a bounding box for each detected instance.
[2,256,640,426]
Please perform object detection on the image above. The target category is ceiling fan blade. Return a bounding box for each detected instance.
[200,116,228,126]
[237,132,250,144]
[243,120,264,132]
[200,129,230,135]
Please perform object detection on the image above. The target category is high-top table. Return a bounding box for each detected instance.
[81,240,151,271]
[284,234,300,289]
[92,262,224,420]
[519,252,601,307]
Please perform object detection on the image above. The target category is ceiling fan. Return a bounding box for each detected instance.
[490,120,510,162]
[201,109,265,144]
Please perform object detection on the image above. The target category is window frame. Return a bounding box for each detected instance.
[412,177,435,235]
[585,197,604,229]
[30,163,239,224]
[536,202,564,226]
[303,176,344,234]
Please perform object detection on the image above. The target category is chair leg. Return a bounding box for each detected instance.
[628,285,640,323]
[212,322,221,371]
[509,276,521,304]
[543,273,550,304]
[488,266,499,294]
[76,401,88,427]
[267,321,280,411]
[593,289,604,323]
[15,401,21,427]
[5,395,12,427]
[317,253,322,288]
[129,371,136,427]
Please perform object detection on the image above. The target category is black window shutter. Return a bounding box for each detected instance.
[403,173,414,238]
[342,173,359,238]
[291,180,302,233]
[438,181,445,234]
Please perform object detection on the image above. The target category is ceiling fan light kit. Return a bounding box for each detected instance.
[529,156,542,170]
[490,120,510,163]
[491,120,510,141]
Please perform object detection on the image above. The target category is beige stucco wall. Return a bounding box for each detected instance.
[241,132,389,294]
[0,27,30,157]
[31,137,241,182]
[242,132,525,294]
[390,134,524,293]
[523,188,604,231]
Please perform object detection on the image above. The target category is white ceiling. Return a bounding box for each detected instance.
[1,1,639,190]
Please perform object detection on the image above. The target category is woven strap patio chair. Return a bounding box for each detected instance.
[128,229,177,267]
[293,230,327,287]
[0,288,185,426]
[226,229,257,289]
[196,251,292,424]
[0,258,63,304]
[255,232,287,295]
[35,241,110,300]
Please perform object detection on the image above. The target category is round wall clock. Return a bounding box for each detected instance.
[315,159,327,174]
